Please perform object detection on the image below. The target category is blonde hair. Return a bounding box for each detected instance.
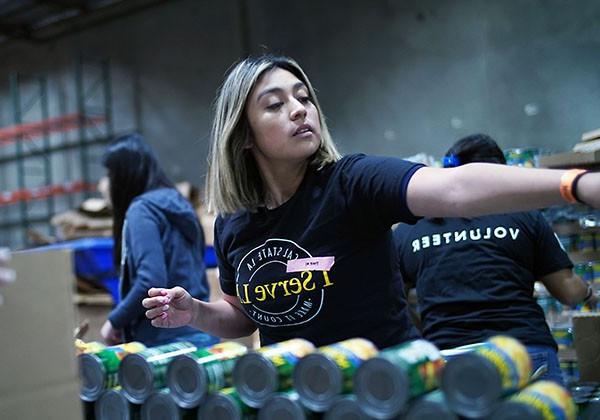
[206,55,341,215]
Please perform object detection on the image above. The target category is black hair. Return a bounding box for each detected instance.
[444,133,507,165]
[102,132,174,264]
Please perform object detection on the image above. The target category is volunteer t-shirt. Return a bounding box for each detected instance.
[215,154,423,348]
[394,211,573,350]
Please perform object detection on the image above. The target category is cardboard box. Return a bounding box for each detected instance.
[572,313,600,381]
[0,249,81,419]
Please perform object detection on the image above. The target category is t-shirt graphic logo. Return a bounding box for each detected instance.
[235,238,333,327]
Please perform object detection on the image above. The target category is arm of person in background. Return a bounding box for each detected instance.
[102,202,169,344]
[142,286,257,338]
[407,164,600,217]
[541,269,598,310]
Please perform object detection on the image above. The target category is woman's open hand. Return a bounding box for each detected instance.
[143,286,195,328]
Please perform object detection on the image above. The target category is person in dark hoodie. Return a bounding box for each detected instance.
[100,133,218,348]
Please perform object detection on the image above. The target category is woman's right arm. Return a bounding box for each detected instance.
[541,269,598,309]
[143,286,257,338]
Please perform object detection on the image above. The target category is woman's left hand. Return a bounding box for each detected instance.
[100,319,123,345]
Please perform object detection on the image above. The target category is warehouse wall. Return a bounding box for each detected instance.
[1,0,599,196]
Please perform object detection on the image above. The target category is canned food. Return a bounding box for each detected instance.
[233,338,315,408]
[405,390,458,420]
[79,342,146,402]
[504,148,539,168]
[489,380,576,420]
[197,387,256,420]
[167,341,247,408]
[140,390,196,420]
[293,338,378,412]
[323,395,369,420]
[119,342,198,404]
[441,335,532,418]
[354,339,444,419]
[258,391,316,420]
[576,234,596,253]
[95,388,141,420]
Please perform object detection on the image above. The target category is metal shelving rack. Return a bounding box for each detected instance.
[0,56,113,249]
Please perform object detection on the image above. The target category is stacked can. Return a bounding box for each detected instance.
[95,388,141,420]
[551,326,573,350]
[404,390,457,420]
[140,389,196,420]
[118,342,198,404]
[197,387,257,420]
[293,338,378,412]
[166,341,247,409]
[258,390,316,420]
[79,341,146,402]
[233,338,315,408]
[323,395,369,420]
[441,335,532,418]
[488,380,576,420]
[593,261,600,285]
[353,339,444,419]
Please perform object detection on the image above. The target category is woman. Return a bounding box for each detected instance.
[142,55,600,350]
[394,134,597,383]
[100,133,218,348]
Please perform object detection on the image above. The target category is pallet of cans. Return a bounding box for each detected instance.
[77,335,580,420]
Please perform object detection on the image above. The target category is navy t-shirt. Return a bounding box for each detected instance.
[215,154,423,349]
[394,211,573,350]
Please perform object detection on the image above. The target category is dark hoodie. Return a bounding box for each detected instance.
[108,188,212,346]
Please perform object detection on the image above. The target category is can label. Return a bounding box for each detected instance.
[137,342,198,389]
[93,342,146,388]
[475,336,531,393]
[511,380,577,420]
[196,341,248,392]
[219,387,255,416]
[257,338,315,390]
[380,339,444,397]
[319,338,378,392]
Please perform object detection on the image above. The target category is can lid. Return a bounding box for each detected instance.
[488,400,544,420]
[166,354,207,409]
[140,391,179,420]
[119,353,156,404]
[198,392,242,420]
[293,352,343,412]
[353,357,409,419]
[258,393,306,420]
[323,396,369,420]
[405,398,457,420]
[233,352,279,408]
[95,389,131,420]
[78,353,107,402]
[441,353,502,418]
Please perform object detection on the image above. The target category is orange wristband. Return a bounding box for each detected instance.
[560,169,587,204]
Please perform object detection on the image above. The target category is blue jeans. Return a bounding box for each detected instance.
[526,345,564,386]
[173,332,220,349]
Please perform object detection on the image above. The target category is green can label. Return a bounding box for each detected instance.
[220,387,256,416]
[319,338,378,392]
[196,342,248,392]
[138,342,198,389]
[94,342,146,388]
[380,339,444,397]
[258,338,315,390]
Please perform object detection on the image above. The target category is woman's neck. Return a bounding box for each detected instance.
[260,161,308,209]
